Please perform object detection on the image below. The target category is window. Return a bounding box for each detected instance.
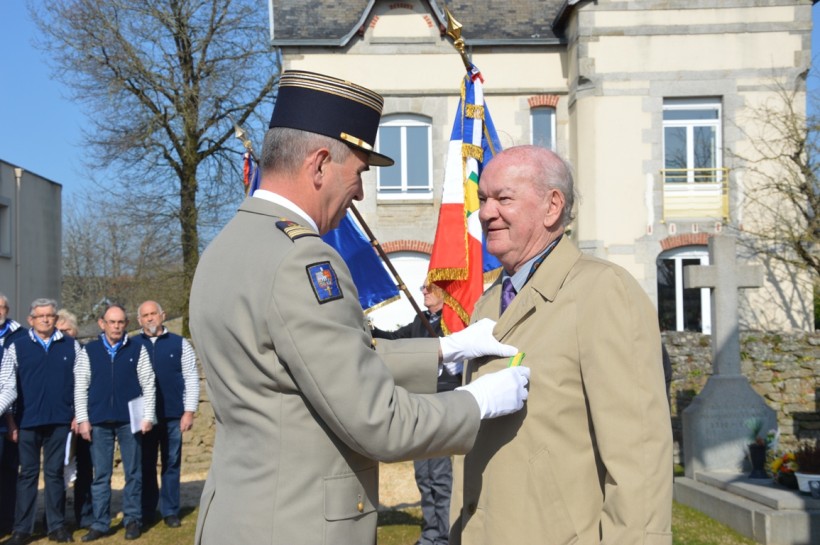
[531,107,555,150]
[662,98,722,183]
[657,247,711,333]
[377,114,433,199]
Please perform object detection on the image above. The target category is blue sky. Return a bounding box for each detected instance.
[1,3,818,202]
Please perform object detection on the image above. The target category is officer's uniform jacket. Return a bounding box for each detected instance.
[191,197,481,545]
[450,237,673,545]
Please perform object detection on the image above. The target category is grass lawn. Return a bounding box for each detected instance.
[9,501,757,544]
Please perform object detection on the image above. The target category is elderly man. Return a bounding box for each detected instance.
[0,293,25,538]
[450,146,673,545]
[137,300,199,529]
[74,304,156,542]
[0,299,80,545]
[190,70,530,545]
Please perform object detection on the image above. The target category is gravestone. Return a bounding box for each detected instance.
[681,235,776,478]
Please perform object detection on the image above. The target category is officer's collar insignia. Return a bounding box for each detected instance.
[306,261,344,304]
[276,219,317,241]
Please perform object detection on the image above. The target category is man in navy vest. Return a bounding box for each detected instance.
[0,298,80,545]
[74,304,156,542]
[137,301,199,529]
[0,293,26,538]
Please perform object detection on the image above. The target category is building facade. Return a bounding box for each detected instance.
[269,0,815,331]
[0,160,62,321]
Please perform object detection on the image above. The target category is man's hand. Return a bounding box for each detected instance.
[180,411,194,432]
[457,366,531,419]
[439,319,517,363]
[70,417,78,434]
[141,420,153,434]
[79,421,92,442]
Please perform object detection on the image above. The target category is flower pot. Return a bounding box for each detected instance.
[794,471,820,494]
[748,443,768,479]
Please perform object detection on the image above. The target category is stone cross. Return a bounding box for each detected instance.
[683,235,763,376]
[681,235,774,478]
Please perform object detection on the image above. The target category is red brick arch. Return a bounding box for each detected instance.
[659,233,710,251]
[528,95,560,109]
[380,239,433,255]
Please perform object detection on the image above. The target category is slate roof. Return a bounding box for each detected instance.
[270,0,569,46]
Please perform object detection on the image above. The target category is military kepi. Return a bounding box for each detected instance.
[269,70,394,167]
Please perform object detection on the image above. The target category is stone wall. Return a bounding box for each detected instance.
[667,330,820,463]
[181,330,820,471]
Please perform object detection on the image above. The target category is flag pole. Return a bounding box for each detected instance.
[349,205,437,338]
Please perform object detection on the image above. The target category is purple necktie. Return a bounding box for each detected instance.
[500,278,516,314]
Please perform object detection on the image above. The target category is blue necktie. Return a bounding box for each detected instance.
[500,278,516,314]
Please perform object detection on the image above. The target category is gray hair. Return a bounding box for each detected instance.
[0,292,8,308]
[260,127,352,175]
[56,309,79,332]
[30,298,58,315]
[509,145,577,228]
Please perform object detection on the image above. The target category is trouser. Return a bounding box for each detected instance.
[414,456,453,545]
[141,418,183,518]
[73,435,94,528]
[15,425,71,534]
[88,422,142,533]
[0,435,18,533]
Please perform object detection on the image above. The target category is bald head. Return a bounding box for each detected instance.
[478,146,576,272]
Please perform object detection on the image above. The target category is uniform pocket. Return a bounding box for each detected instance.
[323,466,378,545]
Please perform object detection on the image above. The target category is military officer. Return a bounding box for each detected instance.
[190,70,531,545]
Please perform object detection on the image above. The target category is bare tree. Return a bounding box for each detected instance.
[732,76,819,277]
[62,193,188,326]
[33,0,280,334]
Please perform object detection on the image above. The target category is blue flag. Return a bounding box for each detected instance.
[321,213,401,311]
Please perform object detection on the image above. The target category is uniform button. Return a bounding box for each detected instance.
[357,501,364,513]
[467,503,477,514]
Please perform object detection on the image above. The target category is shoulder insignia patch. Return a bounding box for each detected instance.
[306,261,344,304]
[276,219,318,242]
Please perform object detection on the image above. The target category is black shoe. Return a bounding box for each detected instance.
[6,532,31,545]
[124,521,141,540]
[162,515,180,528]
[48,527,74,543]
[80,529,106,543]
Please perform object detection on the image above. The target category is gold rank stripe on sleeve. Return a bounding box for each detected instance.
[275,219,318,241]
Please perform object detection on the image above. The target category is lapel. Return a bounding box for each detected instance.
[491,237,582,341]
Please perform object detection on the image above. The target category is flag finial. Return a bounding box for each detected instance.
[444,8,471,72]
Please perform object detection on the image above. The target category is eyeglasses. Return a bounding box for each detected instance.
[31,314,56,320]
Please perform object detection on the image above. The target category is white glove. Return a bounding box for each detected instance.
[457,366,530,419]
[443,361,463,376]
[439,319,518,363]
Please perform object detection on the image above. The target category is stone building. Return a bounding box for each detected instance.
[268,0,815,331]
[0,160,62,320]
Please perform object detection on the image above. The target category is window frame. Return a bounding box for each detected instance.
[662,98,723,184]
[530,106,556,151]
[657,246,712,334]
[376,114,434,201]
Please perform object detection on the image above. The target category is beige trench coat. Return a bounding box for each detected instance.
[451,237,673,545]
